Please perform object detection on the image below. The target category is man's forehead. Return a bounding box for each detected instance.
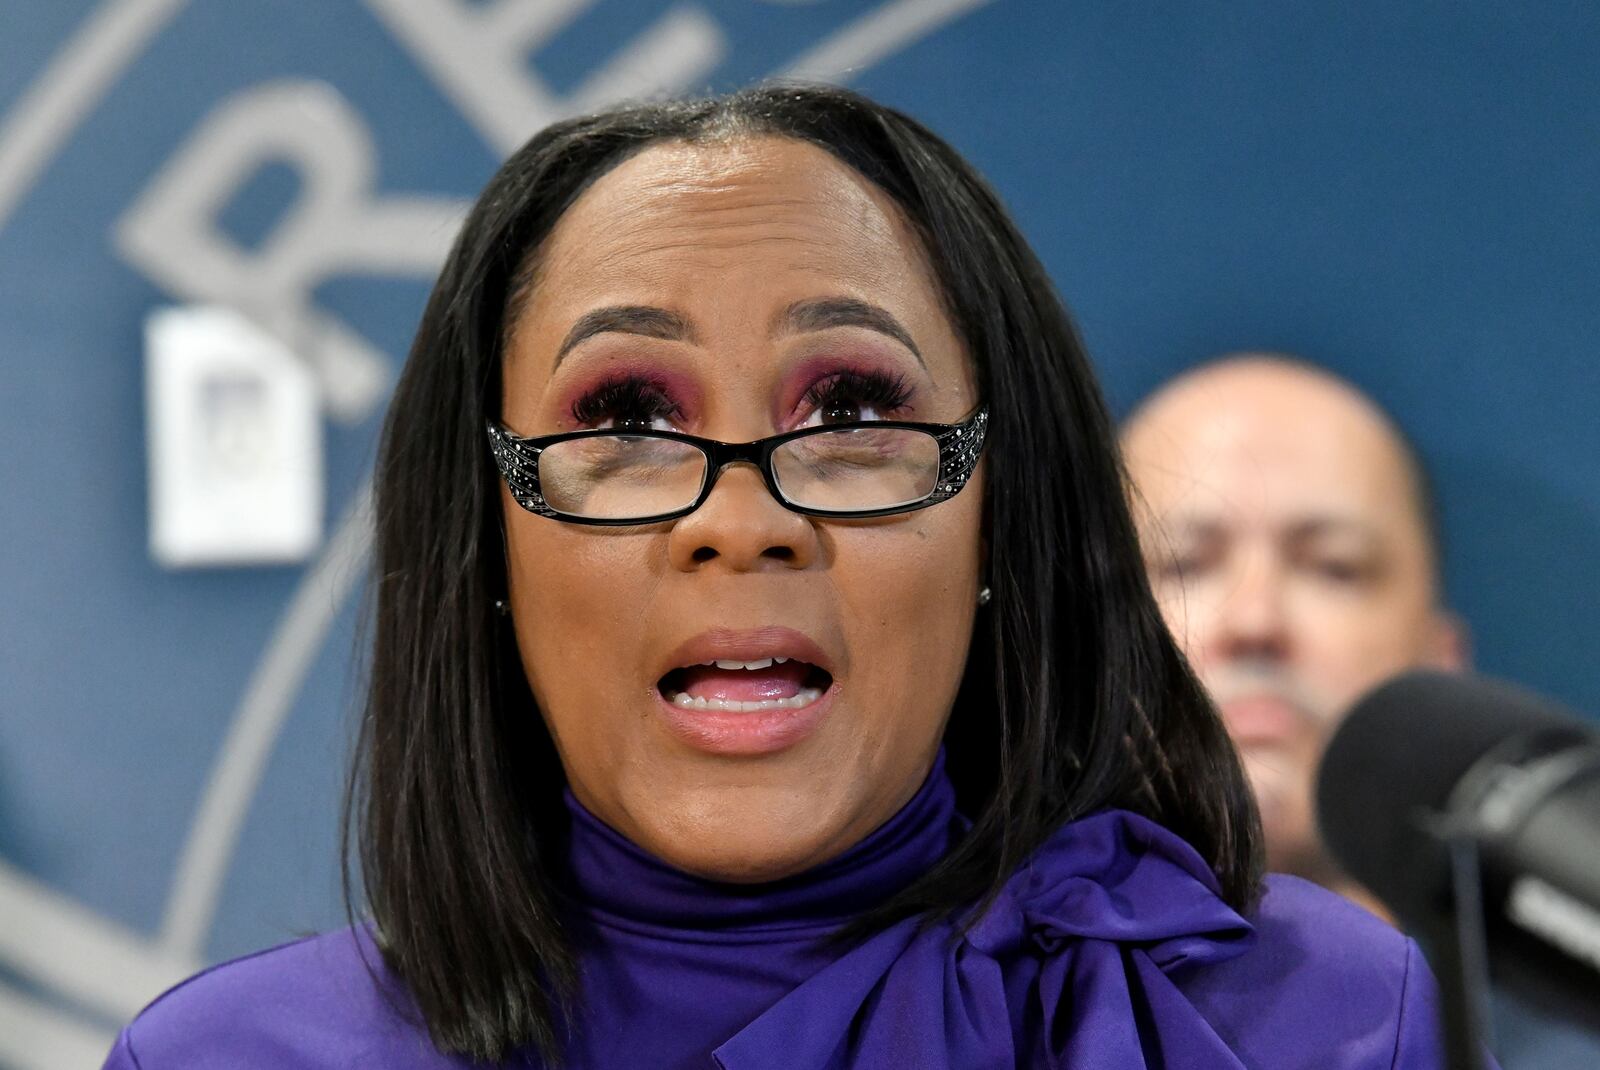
[1124,359,1425,534]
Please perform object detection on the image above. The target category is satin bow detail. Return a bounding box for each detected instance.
[714,811,1254,1070]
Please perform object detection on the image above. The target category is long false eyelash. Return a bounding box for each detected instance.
[570,374,681,427]
[803,368,914,416]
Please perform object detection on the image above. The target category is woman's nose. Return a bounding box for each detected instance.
[665,462,820,572]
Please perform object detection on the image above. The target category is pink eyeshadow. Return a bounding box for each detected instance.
[552,360,703,429]
[776,352,923,426]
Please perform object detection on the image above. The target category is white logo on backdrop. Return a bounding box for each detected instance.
[0,0,992,1066]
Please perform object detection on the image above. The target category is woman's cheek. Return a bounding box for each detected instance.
[837,521,977,708]
[508,524,659,708]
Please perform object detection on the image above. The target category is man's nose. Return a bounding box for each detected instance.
[1213,554,1291,662]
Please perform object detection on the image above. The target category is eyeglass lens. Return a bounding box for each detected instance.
[770,426,940,512]
[535,427,942,520]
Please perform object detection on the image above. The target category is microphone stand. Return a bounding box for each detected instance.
[1412,812,1494,1070]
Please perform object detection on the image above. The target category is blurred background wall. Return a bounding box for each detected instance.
[1,1,1597,1066]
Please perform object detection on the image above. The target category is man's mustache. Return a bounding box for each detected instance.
[1204,661,1334,728]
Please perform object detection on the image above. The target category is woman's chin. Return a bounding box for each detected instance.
[675,851,814,885]
[635,810,858,885]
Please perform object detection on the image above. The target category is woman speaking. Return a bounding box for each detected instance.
[105,85,1463,1068]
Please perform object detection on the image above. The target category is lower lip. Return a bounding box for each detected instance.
[655,682,836,755]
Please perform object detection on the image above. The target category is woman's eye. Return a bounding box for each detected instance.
[597,412,675,432]
[799,370,913,427]
[570,377,681,431]
[810,399,882,425]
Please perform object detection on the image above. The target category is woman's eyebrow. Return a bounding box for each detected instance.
[554,305,696,365]
[774,297,927,369]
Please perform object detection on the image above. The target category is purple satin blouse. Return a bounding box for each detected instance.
[103,753,1476,1068]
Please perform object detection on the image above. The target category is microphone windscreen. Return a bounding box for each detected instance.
[1316,670,1589,915]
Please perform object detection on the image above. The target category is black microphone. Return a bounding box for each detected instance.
[1317,670,1600,1030]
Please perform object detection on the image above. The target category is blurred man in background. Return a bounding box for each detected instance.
[1123,352,1600,1066]
[1121,354,1467,914]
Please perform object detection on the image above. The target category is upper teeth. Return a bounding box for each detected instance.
[709,657,785,670]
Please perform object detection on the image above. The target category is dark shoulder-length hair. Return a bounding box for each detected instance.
[349,82,1262,1062]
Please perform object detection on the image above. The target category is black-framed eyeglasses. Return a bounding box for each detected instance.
[486,407,988,526]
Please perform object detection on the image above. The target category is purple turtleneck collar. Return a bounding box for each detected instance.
[554,751,965,1069]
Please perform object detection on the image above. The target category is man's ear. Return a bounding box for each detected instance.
[1424,609,1471,671]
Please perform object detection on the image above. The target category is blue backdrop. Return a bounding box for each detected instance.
[2,2,1597,1066]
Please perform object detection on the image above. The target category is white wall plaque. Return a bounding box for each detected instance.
[145,305,322,567]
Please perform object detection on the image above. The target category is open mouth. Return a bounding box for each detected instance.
[657,657,834,713]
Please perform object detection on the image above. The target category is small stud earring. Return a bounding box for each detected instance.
[493,599,511,616]
[977,586,992,606]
